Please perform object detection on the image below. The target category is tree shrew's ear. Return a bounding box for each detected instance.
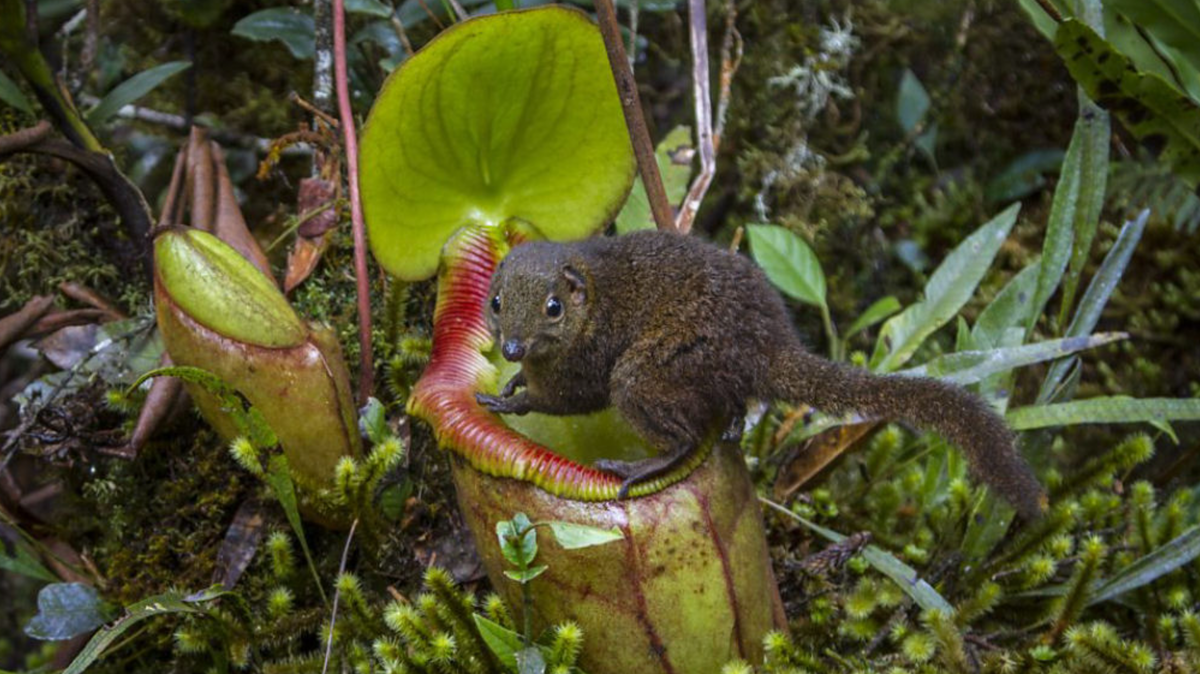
[562,264,587,305]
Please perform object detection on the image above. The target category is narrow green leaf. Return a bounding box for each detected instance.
[845,296,901,340]
[86,61,191,126]
[1026,121,1084,336]
[24,583,109,641]
[1008,396,1200,430]
[0,69,33,114]
[871,203,1019,372]
[266,455,327,604]
[0,539,57,582]
[1057,98,1111,326]
[62,589,224,674]
[1055,20,1200,189]
[899,333,1126,386]
[1018,527,1200,604]
[973,260,1040,349]
[897,69,930,134]
[231,8,315,60]
[1038,209,1148,402]
[746,224,827,308]
[495,0,515,10]
[760,499,952,613]
[1092,526,1200,604]
[1106,0,1200,78]
[474,613,523,670]
[546,521,623,549]
[984,149,1066,204]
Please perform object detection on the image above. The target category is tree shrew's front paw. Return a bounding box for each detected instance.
[474,392,532,415]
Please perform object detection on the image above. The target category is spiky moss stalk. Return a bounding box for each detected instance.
[406,223,709,499]
[154,228,361,490]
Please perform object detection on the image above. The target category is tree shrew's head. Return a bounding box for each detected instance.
[485,241,590,363]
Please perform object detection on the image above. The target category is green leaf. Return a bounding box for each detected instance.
[1008,396,1200,430]
[474,613,524,670]
[361,7,635,280]
[359,397,389,445]
[1026,119,1084,335]
[871,203,1019,372]
[346,0,393,17]
[1022,527,1200,604]
[746,224,827,308]
[0,69,33,114]
[1106,0,1200,79]
[614,126,694,234]
[266,455,327,604]
[1037,209,1148,402]
[1054,19,1200,189]
[898,333,1126,386]
[497,514,537,567]
[86,61,191,126]
[973,260,1040,349]
[127,365,239,409]
[24,583,110,641]
[62,589,224,674]
[503,564,548,583]
[237,406,279,450]
[0,539,57,582]
[546,521,623,549]
[1057,99,1111,326]
[1093,526,1200,604]
[351,21,409,72]
[985,149,1066,204]
[765,501,952,613]
[896,69,930,134]
[845,296,902,340]
[231,8,315,60]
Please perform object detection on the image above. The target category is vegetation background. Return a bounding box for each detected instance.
[2,0,1200,672]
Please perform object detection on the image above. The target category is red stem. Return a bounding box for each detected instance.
[333,0,375,404]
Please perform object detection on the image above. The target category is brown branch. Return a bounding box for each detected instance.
[1033,0,1063,22]
[334,0,375,404]
[594,0,674,232]
[675,0,716,234]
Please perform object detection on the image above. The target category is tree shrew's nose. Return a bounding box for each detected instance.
[502,340,526,362]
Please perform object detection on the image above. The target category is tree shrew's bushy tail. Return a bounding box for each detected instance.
[770,348,1047,520]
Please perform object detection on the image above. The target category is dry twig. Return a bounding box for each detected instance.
[675,0,716,234]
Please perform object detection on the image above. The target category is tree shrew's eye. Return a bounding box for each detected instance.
[491,294,501,314]
[545,296,563,318]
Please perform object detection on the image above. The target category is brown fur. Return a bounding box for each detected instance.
[476,230,1045,518]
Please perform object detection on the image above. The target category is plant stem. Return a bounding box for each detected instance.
[676,0,715,234]
[332,0,376,404]
[820,304,841,361]
[593,0,674,232]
